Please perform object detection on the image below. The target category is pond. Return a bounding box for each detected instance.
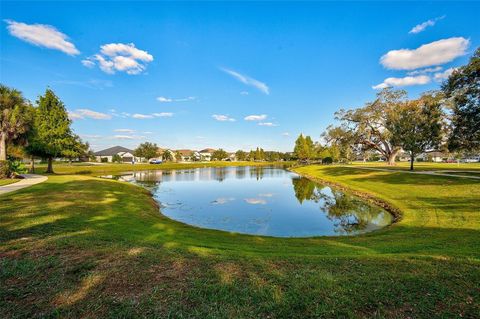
[108,166,393,237]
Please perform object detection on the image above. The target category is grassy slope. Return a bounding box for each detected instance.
[0,179,19,186]
[350,161,480,172]
[1,165,479,318]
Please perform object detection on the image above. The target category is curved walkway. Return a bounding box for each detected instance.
[0,174,48,195]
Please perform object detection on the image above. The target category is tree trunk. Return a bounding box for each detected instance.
[30,156,35,173]
[410,154,415,171]
[46,157,54,174]
[0,133,6,161]
[387,149,401,166]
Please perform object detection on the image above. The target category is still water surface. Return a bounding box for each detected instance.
[110,166,392,237]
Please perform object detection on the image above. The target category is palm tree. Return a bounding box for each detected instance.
[0,85,31,161]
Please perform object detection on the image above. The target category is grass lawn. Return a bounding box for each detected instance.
[350,161,480,172]
[0,179,19,187]
[33,160,293,175]
[1,165,479,318]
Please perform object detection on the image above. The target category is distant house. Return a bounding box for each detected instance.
[199,148,216,161]
[175,149,200,162]
[416,151,449,163]
[94,146,138,163]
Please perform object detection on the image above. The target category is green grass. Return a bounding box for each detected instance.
[350,161,480,172]
[33,160,293,175]
[1,165,479,318]
[0,179,19,186]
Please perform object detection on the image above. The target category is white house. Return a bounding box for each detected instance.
[199,148,216,161]
[94,146,139,163]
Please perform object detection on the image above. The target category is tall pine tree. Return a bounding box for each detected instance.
[30,89,75,173]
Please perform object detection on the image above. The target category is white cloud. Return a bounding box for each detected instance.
[68,108,112,120]
[221,68,270,94]
[212,197,235,205]
[282,132,290,137]
[380,37,469,70]
[153,112,173,117]
[407,66,443,76]
[240,91,249,95]
[258,122,278,127]
[433,68,457,82]
[114,129,135,133]
[113,135,145,140]
[409,16,445,34]
[212,114,235,122]
[83,43,153,75]
[113,135,135,140]
[244,198,267,205]
[372,75,431,89]
[132,113,154,119]
[157,96,195,103]
[5,20,79,55]
[81,59,95,68]
[244,114,267,121]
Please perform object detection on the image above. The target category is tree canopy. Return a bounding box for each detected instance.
[387,92,444,170]
[443,47,480,152]
[212,148,228,161]
[134,142,158,160]
[335,88,406,165]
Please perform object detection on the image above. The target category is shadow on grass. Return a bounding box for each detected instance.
[1,177,480,317]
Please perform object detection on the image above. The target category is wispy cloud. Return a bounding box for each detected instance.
[132,113,154,119]
[282,132,290,137]
[258,122,278,127]
[114,128,135,133]
[244,198,267,205]
[82,43,153,75]
[212,114,235,122]
[220,67,270,95]
[5,19,79,55]
[113,134,146,140]
[372,75,431,90]
[240,91,249,95]
[244,114,267,121]
[409,16,445,34]
[433,68,457,82]
[131,112,173,119]
[68,109,112,120]
[407,66,443,76]
[152,112,173,117]
[380,37,469,70]
[157,96,196,103]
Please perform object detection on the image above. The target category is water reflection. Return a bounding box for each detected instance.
[107,166,392,237]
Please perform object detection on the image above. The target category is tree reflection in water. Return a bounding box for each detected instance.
[292,177,388,234]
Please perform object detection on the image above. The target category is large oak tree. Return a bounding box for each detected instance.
[443,47,480,152]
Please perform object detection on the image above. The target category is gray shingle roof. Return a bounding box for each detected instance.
[94,146,133,156]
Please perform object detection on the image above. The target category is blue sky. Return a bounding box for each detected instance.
[1,1,479,152]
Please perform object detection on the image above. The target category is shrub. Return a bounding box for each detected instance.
[0,160,10,179]
[112,154,122,163]
[101,157,108,163]
[322,157,333,164]
[8,159,28,175]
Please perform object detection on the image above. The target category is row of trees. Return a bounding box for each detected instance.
[0,86,88,175]
[293,48,479,170]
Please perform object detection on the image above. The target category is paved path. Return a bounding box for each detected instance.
[0,174,48,195]
[351,166,480,180]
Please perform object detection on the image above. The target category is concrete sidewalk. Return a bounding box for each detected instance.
[0,174,48,195]
[351,166,480,180]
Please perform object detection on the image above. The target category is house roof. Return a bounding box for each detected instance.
[176,149,197,156]
[199,148,216,154]
[94,146,133,156]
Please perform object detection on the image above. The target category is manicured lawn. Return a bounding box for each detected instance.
[33,161,293,175]
[350,161,480,172]
[0,179,19,186]
[1,165,479,318]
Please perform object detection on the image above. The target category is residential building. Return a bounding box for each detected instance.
[94,146,139,163]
